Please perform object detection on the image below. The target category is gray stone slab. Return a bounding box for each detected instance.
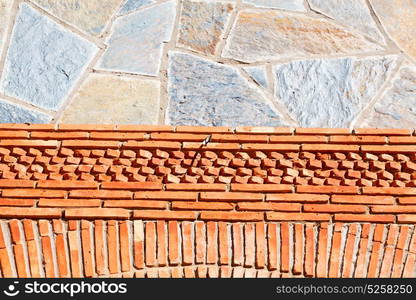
[243,66,268,88]
[118,0,156,15]
[167,51,287,127]
[97,0,176,76]
[360,64,416,128]
[274,56,397,128]
[0,3,97,111]
[0,99,51,123]
[243,0,306,11]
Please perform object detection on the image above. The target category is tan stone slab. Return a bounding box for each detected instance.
[61,73,160,124]
[222,10,382,63]
[370,0,416,60]
[32,0,123,36]
[0,0,13,57]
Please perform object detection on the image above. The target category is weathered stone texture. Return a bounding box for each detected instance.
[360,64,416,128]
[309,0,385,44]
[0,0,12,58]
[243,66,268,88]
[32,0,123,36]
[167,51,286,127]
[243,0,306,11]
[0,99,50,123]
[178,0,234,55]
[222,10,382,63]
[274,56,397,128]
[97,0,176,76]
[370,0,416,60]
[118,0,156,15]
[61,74,160,124]
[0,4,97,111]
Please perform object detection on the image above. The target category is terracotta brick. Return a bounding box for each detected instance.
[104,200,167,209]
[267,193,329,203]
[119,221,131,272]
[217,222,229,265]
[241,143,299,151]
[207,222,218,264]
[335,214,394,223]
[398,215,416,223]
[304,224,315,277]
[316,223,329,277]
[134,191,197,200]
[0,248,15,277]
[183,142,240,150]
[201,211,263,221]
[244,223,255,267]
[297,185,359,194]
[176,125,231,133]
[355,128,411,136]
[293,223,304,275]
[363,187,416,195]
[0,207,61,218]
[329,135,386,144]
[267,212,330,221]
[145,222,156,267]
[69,190,132,199]
[296,128,350,135]
[304,204,367,213]
[172,201,233,211]
[195,222,206,264]
[101,182,162,190]
[133,210,196,220]
[2,189,66,198]
[93,220,106,275]
[107,221,119,274]
[280,222,290,273]
[200,192,263,202]
[332,195,395,205]
[133,220,144,269]
[212,133,268,143]
[341,224,358,278]
[328,226,342,278]
[237,202,301,212]
[267,223,279,271]
[80,221,94,277]
[302,144,359,152]
[230,184,292,193]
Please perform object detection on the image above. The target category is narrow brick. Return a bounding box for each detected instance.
[267,223,279,271]
[133,221,144,269]
[255,222,266,269]
[93,220,106,275]
[145,222,156,267]
[342,224,359,278]
[81,221,94,277]
[65,208,130,219]
[134,191,197,200]
[297,185,359,194]
[107,221,119,274]
[267,193,329,203]
[280,222,290,273]
[119,221,131,272]
[70,190,132,199]
[354,224,371,278]
[231,184,292,193]
[332,195,395,205]
[133,210,197,220]
[168,221,180,265]
[0,208,61,219]
[304,204,367,213]
[166,183,226,191]
[172,201,233,211]
[304,224,315,277]
[267,212,330,222]
[317,223,329,277]
[218,222,229,265]
[293,223,304,275]
[201,211,263,221]
[195,222,206,264]
[200,192,263,202]
[207,222,218,264]
[244,223,255,267]
[334,214,394,223]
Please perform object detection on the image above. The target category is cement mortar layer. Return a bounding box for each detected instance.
[0,0,414,129]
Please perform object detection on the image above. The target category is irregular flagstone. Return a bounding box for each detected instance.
[32,0,123,36]
[0,3,97,111]
[308,0,385,44]
[61,73,160,124]
[178,0,234,55]
[0,0,13,58]
[97,0,176,76]
[167,51,287,127]
[274,56,397,128]
[243,0,306,11]
[369,0,416,60]
[222,10,382,63]
[243,66,268,88]
[360,64,416,128]
[0,99,51,123]
[118,0,156,15]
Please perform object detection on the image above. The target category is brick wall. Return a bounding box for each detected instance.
[0,124,415,278]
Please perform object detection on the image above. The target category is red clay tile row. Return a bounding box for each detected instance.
[0,220,414,278]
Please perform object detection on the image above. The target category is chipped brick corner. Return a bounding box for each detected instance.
[0,124,415,278]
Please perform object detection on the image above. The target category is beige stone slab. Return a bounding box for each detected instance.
[222,10,383,63]
[32,0,123,36]
[0,0,12,57]
[370,0,416,60]
[61,74,160,124]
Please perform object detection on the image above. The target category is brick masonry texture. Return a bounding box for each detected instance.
[0,0,415,128]
[0,125,414,278]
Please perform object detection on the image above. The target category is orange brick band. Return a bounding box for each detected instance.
[0,125,415,278]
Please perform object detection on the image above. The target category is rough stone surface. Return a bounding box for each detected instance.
[0,4,97,111]
[0,99,50,123]
[309,0,385,44]
[370,0,416,60]
[118,0,156,15]
[243,66,268,88]
[360,64,416,128]
[167,51,286,127]
[97,0,176,76]
[32,0,123,36]
[222,10,382,63]
[243,0,306,11]
[0,0,12,58]
[274,56,397,128]
[178,0,234,55]
[61,74,160,124]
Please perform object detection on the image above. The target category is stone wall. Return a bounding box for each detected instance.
[0,0,415,128]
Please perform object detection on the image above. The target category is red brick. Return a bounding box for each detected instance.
[201,211,263,221]
[38,180,98,189]
[329,135,386,144]
[200,192,263,201]
[101,182,162,190]
[362,145,416,153]
[334,214,394,223]
[218,222,229,265]
[124,140,181,149]
[302,144,359,152]
[304,204,367,213]
[70,190,132,199]
[0,139,59,147]
[280,222,290,273]
[195,222,206,264]
[363,187,416,195]
[230,184,292,192]
[165,183,226,191]
[80,221,94,277]
[119,221,131,272]
[90,132,146,140]
[297,185,358,194]
[176,125,232,133]
[267,223,278,271]
[355,128,412,135]
[242,143,299,151]
[93,220,106,275]
[232,223,243,266]
[104,200,167,209]
[244,223,255,267]
[172,201,233,211]
[133,210,197,220]
[0,179,34,188]
[296,128,350,135]
[328,225,342,277]
[133,220,144,269]
[145,222,156,267]
[39,199,101,207]
[266,212,330,221]
[0,207,61,218]
[398,215,416,224]
[332,195,395,205]
[255,222,266,269]
[237,202,301,211]
[134,191,197,200]
[293,223,304,275]
[65,208,130,219]
[371,205,416,213]
[2,189,66,198]
[207,222,218,264]
[266,193,329,203]
[0,198,35,207]
[304,224,315,277]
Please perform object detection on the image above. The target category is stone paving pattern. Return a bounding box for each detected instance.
[0,0,415,128]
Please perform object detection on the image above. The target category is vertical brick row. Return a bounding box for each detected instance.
[119,221,131,272]
[304,224,315,277]
[0,221,16,277]
[367,224,386,278]
[354,224,372,278]
[81,220,94,277]
[53,220,70,277]
[293,223,304,275]
[379,225,399,277]
[133,220,144,269]
[94,220,107,275]
[341,224,359,278]
[280,222,290,273]
[157,221,167,266]
[182,221,194,265]
[328,223,343,277]
[207,222,218,264]
[267,223,279,271]
[9,220,29,277]
[255,222,266,269]
[316,223,329,277]
[244,223,255,267]
[195,221,206,264]
[107,221,119,274]
[168,221,180,265]
[38,220,56,277]
[145,222,156,267]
